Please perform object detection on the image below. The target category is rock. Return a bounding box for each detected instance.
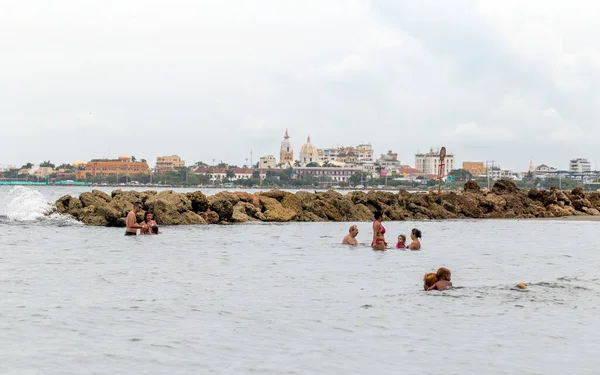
[208,192,240,222]
[572,198,592,211]
[259,196,298,222]
[145,190,194,225]
[527,188,543,202]
[480,193,507,213]
[492,179,518,195]
[186,191,209,213]
[92,189,111,203]
[464,180,481,192]
[201,210,220,224]
[571,187,586,198]
[231,202,259,223]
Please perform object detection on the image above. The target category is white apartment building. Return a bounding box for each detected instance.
[293,166,363,183]
[569,158,591,173]
[259,155,277,169]
[356,144,374,162]
[414,148,455,177]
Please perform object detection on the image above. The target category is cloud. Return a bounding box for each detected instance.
[1,0,599,171]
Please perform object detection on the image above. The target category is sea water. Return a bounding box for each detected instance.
[1,186,599,374]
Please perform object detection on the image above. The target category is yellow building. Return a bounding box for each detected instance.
[156,155,185,174]
[462,161,486,176]
[76,155,150,179]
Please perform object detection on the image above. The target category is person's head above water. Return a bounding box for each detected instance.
[411,228,422,240]
[423,273,438,290]
[144,212,154,222]
[374,211,383,221]
[133,201,143,213]
[397,234,406,244]
[151,225,159,234]
[436,267,451,281]
[348,225,359,237]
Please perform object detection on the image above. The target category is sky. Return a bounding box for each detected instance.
[2,0,600,171]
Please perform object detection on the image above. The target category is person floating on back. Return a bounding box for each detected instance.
[424,267,452,291]
[407,228,422,250]
[125,202,144,236]
[395,234,406,249]
[342,225,359,246]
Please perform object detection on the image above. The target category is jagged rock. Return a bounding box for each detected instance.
[208,192,240,222]
[492,179,519,195]
[186,191,209,213]
[51,186,600,226]
[464,180,481,192]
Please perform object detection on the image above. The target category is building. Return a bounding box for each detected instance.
[293,166,363,183]
[356,144,374,162]
[259,155,277,169]
[376,150,402,169]
[569,158,591,173]
[189,167,267,181]
[415,148,455,177]
[279,129,294,164]
[462,162,486,177]
[533,164,556,178]
[75,155,150,179]
[299,136,319,166]
[155,155,185,174]
[28,166,54,178]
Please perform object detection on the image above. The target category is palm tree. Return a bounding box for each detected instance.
[294,160,301,167]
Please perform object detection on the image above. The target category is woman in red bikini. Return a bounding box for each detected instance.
[371,211,387,250]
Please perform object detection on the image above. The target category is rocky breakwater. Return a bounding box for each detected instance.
[52,180,600,226]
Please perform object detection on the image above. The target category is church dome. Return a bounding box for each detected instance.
[300,136,318,155]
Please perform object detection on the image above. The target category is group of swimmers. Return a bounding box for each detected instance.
[341,211,422,251]
[125,202,160,236]
[342,211,451,291]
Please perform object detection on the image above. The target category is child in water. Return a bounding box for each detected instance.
[423,267,452,291]
[396,235,406,249]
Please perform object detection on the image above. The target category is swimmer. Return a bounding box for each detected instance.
[407,228,422,250]
[423,272,438,290]
[395,234,406,249]
[427,267,452,291]
[371,211,387,250]
[141,212,158,235]
[125,202,144,236]
[342,225,359,246]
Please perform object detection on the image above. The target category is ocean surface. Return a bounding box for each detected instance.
[1,186,599,375]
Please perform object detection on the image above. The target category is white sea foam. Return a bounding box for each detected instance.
[0,186,79,225]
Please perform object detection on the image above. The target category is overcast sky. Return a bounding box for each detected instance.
[2,0,600,171]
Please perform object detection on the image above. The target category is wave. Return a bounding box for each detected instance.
[0,186,80,226]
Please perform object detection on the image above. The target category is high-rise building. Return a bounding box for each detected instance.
[156,155,185,174]
[279,129,294,164]
[569,158,591,173]
[415,148,455,177]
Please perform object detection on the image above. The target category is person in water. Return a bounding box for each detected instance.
[425,267,452,291]
[371,211,387,250]
[125,202,144,236]
[407,228,422,250]
[141,212,159,235]
[342,225,359,245]
[395,234,406,249]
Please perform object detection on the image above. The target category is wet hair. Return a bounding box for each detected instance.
[436,267,451,280]
[374,211,383,220]
[398,234,406,242]
[151,225,159,234]
[411,228,422,239]
[349,225,358,233]
[144,212,153,221]
[424,273,438,290]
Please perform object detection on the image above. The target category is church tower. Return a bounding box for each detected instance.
[280,129,294,164]
[529,158,535,173]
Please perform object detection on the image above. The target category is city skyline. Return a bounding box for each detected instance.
[2,1,600,171]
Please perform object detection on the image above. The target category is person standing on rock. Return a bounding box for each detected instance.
[342,225,359,245]
[371,211,387,250]
[125,202,144,236]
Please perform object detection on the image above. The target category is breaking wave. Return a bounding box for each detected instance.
[0,186,80,226]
